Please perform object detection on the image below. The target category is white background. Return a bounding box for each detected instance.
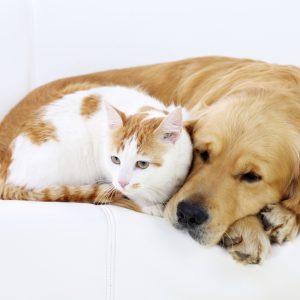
[0,0,300,120]
[0,2,300,298]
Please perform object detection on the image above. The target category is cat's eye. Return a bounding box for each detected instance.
[111,156,121,164]
[136,161,150,169]
[198,150,209,163]
[240,172,262,183]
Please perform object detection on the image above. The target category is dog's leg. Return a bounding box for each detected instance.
[221,216,271,264]
[260,200,299,244]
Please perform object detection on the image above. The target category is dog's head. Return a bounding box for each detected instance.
[165,89,300,245]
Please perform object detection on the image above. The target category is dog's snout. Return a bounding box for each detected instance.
[177,201,208,229]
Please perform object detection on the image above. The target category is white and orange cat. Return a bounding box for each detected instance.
[0,86,193,215]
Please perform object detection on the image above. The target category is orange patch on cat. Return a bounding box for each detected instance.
[113,115,165,165]
[23,119,58,145]
[131,183,140,189]
[152,162,162,167]
[81,95,101,118]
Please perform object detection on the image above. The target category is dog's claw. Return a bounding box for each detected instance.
[260,213,272,231]
[234,251,250,260]
[220,236,242,248]
[232,251,261,264]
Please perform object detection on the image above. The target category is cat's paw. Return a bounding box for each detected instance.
[142,204,164,216]
[221,216,271,264]
[260,204,299,244]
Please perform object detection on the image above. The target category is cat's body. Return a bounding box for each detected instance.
[1,86,193,215]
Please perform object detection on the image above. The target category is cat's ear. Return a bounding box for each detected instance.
[103,101,124,130]
[156,107,183,143]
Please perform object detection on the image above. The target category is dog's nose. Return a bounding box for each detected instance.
[177,201,208,229]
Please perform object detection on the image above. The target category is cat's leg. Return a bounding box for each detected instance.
[220,215,271,264]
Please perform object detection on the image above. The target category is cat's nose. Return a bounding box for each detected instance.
[118,180,129,189]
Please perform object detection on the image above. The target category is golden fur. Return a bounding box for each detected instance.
[165,88,300,243]
[1,56,300,263]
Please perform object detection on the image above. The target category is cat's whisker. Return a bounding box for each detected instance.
[144,184,169,202]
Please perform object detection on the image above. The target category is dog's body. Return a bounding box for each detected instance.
[1,56,300,263]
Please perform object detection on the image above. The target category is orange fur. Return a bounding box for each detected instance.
[80,95,101,118]
[111,114,166,167]
[0,181,139,210]
[1,56,300,227]
[23,118,57,145]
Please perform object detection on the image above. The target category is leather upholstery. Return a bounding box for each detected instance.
[0,1,299,299]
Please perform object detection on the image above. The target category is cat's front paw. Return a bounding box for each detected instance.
[94,184,124,205]
[142,204,164,216]
[260,204,299,244]
[221,216,271,264]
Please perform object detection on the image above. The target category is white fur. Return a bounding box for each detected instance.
[7,86,193,216]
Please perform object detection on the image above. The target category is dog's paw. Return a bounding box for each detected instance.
[260,204,299,244]
[221,216,271,264]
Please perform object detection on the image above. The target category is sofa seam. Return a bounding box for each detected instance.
[109,206,117,300]
[102,206,116,300]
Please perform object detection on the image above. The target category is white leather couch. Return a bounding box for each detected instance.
[1,1,300,299]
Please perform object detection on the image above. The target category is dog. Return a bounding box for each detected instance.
[163,58,300,263]
[1,56,300,263]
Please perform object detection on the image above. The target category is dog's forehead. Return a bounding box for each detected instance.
[191,93,300,173]
[193,106,282,145]
[192,117,296,170]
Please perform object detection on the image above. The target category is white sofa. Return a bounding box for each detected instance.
[1,1,300,299]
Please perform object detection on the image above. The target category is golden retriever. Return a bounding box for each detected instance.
[1,56,300,264]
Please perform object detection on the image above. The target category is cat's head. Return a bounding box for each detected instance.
[103,102,193,214]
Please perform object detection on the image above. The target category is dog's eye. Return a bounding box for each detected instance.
[198,150,209,163]
[240,172,262,183]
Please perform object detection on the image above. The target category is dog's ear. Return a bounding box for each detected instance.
[183,119,197,136]
[282,167,300,214]
[184,108,209,136]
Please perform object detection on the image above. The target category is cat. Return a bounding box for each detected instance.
[0,86,193,216]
